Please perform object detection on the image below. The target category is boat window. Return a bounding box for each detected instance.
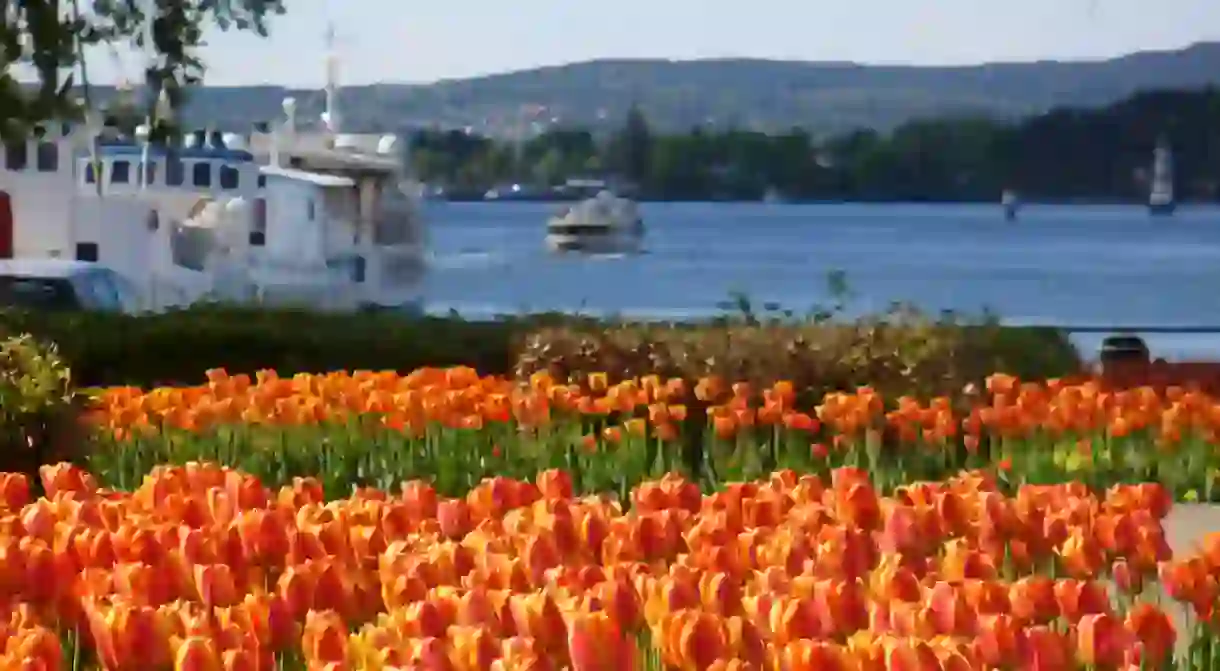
[4,142,27,171]
[35,142,57,172]
[219,165,240,190]
[253,198,267,233]
[75,242,99,262]
[306,198,316,221]
[326,255,366,283]
[165,157,184,186]
[140,161,156,185]
[0,276,79,310]
[110,161,130,184]
[257,174,266,188]
[192,162,212,187]
[85,161,99,184]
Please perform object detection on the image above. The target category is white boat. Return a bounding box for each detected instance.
[0,20,426,313]
[545,191,643,254]
[1149,138,1176,216]
[1001,189,1021,220]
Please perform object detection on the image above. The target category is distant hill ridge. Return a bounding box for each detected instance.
[114,41,1220,137]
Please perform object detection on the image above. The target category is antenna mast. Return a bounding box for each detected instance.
[323,22,341,134]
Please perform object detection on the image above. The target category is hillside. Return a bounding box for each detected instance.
[116,41,1220,137]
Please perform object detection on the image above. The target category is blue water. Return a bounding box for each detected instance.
[421,202,1220,359]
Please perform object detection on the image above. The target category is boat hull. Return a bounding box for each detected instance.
[1149,201,1177,216]
[545,233,642,255]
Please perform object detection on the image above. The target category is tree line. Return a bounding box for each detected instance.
[408,89,1220,202]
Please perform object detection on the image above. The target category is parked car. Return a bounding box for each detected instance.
[0,259,138,312]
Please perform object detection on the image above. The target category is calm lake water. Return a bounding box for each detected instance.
[421,202,1220,359]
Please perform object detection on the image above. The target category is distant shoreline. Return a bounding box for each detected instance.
[440,195,1213,206]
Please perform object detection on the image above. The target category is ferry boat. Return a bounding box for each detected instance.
[1149,138,1176,217]
[545,190,643,254]
[0,21,426,313]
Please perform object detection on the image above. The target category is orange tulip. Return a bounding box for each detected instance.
[1020,626,1073,671]
[301,610,348,667]
[3,627,63,671]
[82,597,170,670]
[780,639,847,671]
[173,636,222,671]
[567,611,634,671]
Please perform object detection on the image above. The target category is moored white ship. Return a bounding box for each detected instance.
[0,18,427,313]
[545,191,643,254]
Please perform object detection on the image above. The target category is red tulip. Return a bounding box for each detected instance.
[1125,602,1176,669]
[1076,612,1132,668]
[438,499,472,540]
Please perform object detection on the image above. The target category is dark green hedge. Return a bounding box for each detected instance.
[0,307,527,387]
[0,306,1084,390]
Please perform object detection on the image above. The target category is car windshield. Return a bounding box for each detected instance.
[0,276,78,310]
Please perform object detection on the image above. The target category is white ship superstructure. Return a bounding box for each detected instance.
[0,18,426,312]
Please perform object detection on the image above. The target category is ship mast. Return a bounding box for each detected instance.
[322,22,341,135]
[1152,140,1173,197]
[1148,136,1176,216]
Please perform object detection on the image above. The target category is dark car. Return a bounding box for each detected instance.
[0,259,137,312]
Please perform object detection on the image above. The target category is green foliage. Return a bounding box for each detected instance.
[0,306,525,387]
[409,89,1220,202]
[88,411,1220,503]
[0,300,1079,397]
[0,0,284,138]
[0,334,84,476]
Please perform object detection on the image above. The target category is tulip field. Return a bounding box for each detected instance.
[0,366,1213,669]
[87,368,1220,499]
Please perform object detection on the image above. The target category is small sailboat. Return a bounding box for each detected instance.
[1149,138,1176,216]
[1001,189,1021,221]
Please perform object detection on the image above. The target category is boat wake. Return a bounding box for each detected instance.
[427,250,511,270]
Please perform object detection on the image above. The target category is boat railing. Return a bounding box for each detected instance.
[253,283,362,310]
[248,255,350,281]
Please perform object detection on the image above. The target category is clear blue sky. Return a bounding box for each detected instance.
[84,0,1220,87]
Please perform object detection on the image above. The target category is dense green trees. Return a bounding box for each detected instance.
[408,88,1220,203]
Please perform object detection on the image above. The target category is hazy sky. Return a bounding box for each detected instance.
[81,0,1220,87]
